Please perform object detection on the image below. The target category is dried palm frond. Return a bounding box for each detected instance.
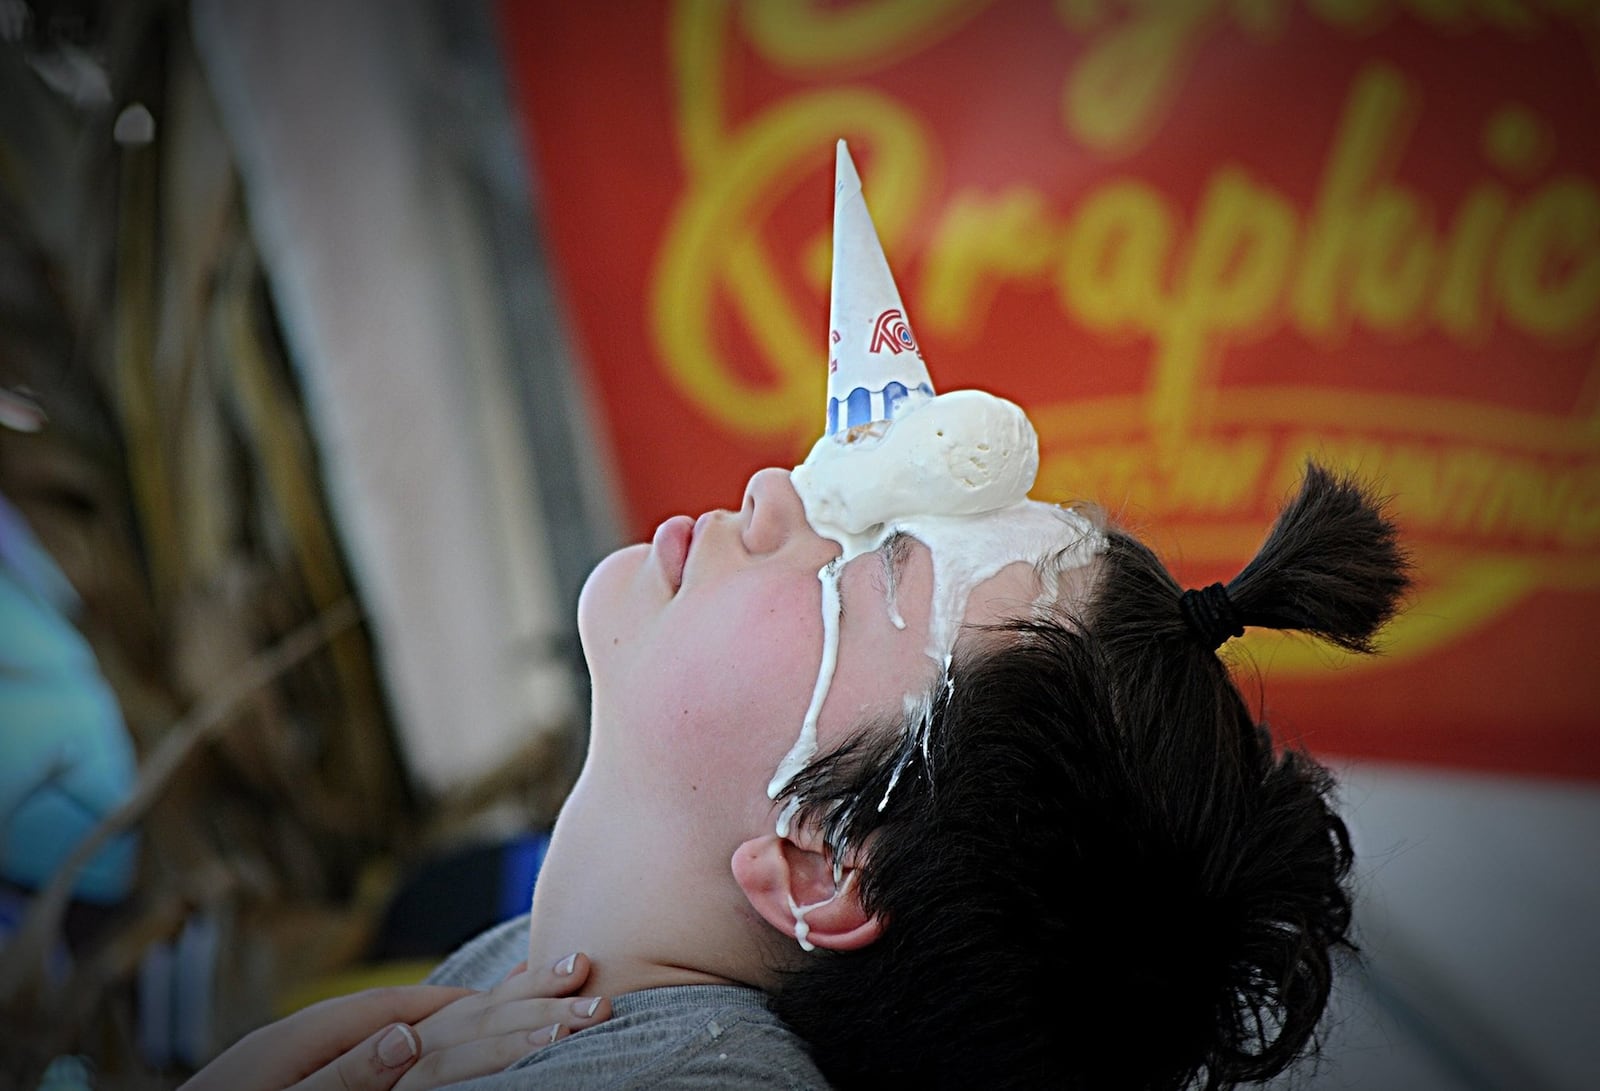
[0,4,428,1084]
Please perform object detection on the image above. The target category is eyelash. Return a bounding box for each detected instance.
[884,531,911,569]
[872,532,910,589]
[840,532,909,621]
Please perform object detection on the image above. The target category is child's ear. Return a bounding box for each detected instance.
[731,830,883,952]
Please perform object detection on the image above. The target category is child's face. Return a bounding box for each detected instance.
[575,468,1047,837]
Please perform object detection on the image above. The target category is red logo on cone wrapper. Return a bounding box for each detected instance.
[869,309,917,355]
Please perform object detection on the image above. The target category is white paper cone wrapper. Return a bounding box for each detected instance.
[826,140,934,435]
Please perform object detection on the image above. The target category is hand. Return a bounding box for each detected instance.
[180,985,472,1091]
[393,952,612,1090]
[181,953,611,1091]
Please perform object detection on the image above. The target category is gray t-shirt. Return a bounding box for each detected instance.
[423,915,831,1089]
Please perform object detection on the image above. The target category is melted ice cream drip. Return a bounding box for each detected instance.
[884,559,906,630]
[879,690,935,810]
[787,894,816,952]
[767,559,844,802]
[774,795,803,839]
[787,873,858,953]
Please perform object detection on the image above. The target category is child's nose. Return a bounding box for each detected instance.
[741,468,807,554]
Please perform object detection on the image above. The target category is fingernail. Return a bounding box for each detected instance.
[531,1023,561,1045]
[377,1024,418,1067]
[572,996,602,1018]
[555,952,579,975]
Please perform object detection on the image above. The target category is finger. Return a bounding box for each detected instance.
[497,960,528,984]
[412,990,610,1056]
[435,994,612,1048]
[184,987,475,1091]
[291,986,477,1050]
[489,952,592,1001]
[414,952,592,1044]
[492,994,610,1036]
[289,1022,420,1091]
[392,1023,573,1091]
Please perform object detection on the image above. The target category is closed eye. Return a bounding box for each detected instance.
[840,532,911,622]
[880,531,912,595]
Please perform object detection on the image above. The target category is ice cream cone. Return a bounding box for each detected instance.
[826,140,934,436]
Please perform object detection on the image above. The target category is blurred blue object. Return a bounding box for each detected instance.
[0,884,72,982]
[0,493,137,903]
[374,832,552,959]
[35,1054,95,1091]
[136,910,221,1070]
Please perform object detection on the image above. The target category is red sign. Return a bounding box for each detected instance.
[499,1,1600,780]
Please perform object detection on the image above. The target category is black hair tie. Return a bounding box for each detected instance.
[1179,583,1245,651]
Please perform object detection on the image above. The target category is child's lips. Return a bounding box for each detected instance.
[652,515,694,591]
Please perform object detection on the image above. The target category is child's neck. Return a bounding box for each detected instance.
[521,772,765,999]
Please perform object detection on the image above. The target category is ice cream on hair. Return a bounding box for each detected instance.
[767,143,1103,856]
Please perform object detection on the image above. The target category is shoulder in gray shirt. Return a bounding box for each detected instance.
[424,915,832,1090]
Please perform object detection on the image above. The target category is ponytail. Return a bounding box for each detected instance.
[1075,460,1412,1087]
[1216,462,1411,653]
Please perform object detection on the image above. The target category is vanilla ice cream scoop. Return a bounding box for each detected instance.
[792,390,1039,558]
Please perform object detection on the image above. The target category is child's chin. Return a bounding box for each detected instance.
[576,544,651,656]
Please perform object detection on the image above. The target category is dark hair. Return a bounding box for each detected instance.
[770,463,1411,1090]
